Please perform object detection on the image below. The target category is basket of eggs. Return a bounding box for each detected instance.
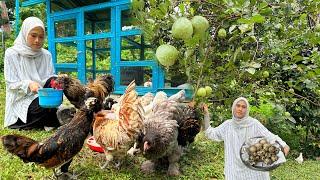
[240,136,286,171]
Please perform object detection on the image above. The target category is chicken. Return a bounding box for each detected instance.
[168,89,186,102]
[93,80,144,169]
[1,75,114,178]
[139,92,154,107]
[175,102,201,147]
[85,74,114,105]
[103,97,117,110]
[53,74,114,109]
[53,74,86,109]
[143,91,167,118]
[1,97,101,178]
[138,100,200,176]
[295,152,303,164]
[56,105,76,126]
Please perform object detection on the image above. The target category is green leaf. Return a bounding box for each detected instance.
[251,14,265,23]
[233,46,242,62]
[179,3,185,15]
[258,2,268,9]
[259,7,272,15]
[237,18,252,24]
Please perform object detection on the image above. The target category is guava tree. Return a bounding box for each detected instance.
[131,0,320,158]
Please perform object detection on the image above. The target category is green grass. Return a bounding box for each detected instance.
[0,77,319,179]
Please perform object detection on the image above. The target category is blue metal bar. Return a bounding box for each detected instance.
[53,33,114,42]
[46,0,53,60]
[49,0,129,18]
[91,22,96,79]
[77,11,86,83]
[86,69,110,72]
[118,60,157,67]
[49,17,57,64]
[55,63,78,70]
[113,86,153,95]
[52,13,79,21]
[157,64,165,89]
[85,0,129,12]
[21,0,45,7]
[84,33,114,40]
[54,37,77,43]
[15,0,20,36]
[112,5,120,89]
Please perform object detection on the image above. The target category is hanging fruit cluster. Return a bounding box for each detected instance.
[155,16,209,68]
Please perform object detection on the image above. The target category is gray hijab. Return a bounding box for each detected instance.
[231,97,255,128]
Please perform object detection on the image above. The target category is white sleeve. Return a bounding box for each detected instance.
[255,120,288,147]
[4,51,31,95]
[205,121,228,142]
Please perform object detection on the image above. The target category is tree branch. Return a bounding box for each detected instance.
[277,86,320,107]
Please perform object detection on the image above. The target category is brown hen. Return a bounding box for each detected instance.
[2,97,100,178]
[93,80,144,169]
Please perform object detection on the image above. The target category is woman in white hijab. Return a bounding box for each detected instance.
[4,17,60,130]
[202,97,290,180]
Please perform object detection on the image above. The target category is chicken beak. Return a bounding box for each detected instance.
[143,141,150,151]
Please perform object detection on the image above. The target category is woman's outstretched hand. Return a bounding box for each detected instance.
[29,81,40,93]
[283,145,290,156]
[199,103,210,131]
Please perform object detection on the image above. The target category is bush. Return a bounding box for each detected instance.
[132,0,320,157]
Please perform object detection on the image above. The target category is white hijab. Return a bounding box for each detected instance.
[11,17,45,57]
[231,97,255,128]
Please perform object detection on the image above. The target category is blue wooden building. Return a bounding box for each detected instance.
[15,0,167,95]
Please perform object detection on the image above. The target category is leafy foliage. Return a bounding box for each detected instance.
[131,0,320,157]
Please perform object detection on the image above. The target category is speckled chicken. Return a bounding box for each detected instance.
[93,80,144,169]
[138,100,200,176]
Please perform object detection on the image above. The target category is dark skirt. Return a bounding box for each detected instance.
[8,77,61,130]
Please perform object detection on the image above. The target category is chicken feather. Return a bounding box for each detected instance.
[93,80,144,168]
[139,100,200,176]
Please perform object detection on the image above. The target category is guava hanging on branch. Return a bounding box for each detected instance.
[131,0,214,100]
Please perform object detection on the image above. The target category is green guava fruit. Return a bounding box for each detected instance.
[218,28,227,38]
[156,44,179,67]
[172,17,193,40]
[205,86,213,95]
[191,15,209,34]
[196,87,207,97]
[262,71,269,78]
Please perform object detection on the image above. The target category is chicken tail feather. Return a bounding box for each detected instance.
[118,80,143,137]
[1,134,40,162]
